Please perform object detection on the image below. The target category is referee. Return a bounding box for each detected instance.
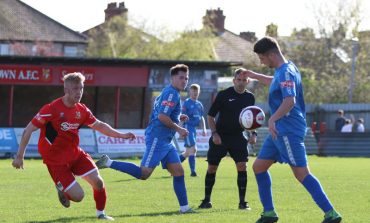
[199,68,257,210]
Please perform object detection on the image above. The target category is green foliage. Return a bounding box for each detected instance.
[86,16,216,60]
[283,0,369,103]
[1,157,369,222]
[265,23,278,37]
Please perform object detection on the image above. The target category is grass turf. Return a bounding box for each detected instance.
[1,156,369,222]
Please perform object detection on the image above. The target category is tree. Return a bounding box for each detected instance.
[265,23,278,37]
[283,0,367,103]
[85,16,216,60]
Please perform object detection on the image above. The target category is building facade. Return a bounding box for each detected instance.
[0,0,87,57]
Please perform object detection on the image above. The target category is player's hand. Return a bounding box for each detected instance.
[122,132,136,140]
[212,133,222,145]
[180,114,189,122]
[202,130,207,137]
[240,68,254,78]
[12,157,24,170]
[248,134,257,145]
[268,118,278,139]
[177,127,189,138]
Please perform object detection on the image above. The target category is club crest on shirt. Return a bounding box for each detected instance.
[75,111,81,119]
[161,100,175,107]
[280,80,294,88]
[60,112,64,118]
[35,113,42,121]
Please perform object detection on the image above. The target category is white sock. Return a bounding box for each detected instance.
[106,159,113,167]
[180,205,189,212]
[96,210,105,217]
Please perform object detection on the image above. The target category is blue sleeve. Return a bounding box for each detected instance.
[182,100,189,116]
[278,70,297,98]
[159,89,180,116]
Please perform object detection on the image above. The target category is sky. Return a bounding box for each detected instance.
[21,0,370,38]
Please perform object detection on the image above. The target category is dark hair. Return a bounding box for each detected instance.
[254,36,280,54]
[234,68,247,78]
[170,64,189,76]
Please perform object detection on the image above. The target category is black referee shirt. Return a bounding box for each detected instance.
[208,86,255,135]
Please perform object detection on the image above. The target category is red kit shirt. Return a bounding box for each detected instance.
[31,97,97,165]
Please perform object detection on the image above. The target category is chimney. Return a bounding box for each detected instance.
[104,2,128,22]
[202,8,225,32]
[239,32,257,42]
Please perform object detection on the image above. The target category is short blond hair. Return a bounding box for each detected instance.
[190,84,200,91]
[63,72,85,85]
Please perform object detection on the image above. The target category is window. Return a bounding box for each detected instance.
[0,44,10,55]
[64,46,78,57]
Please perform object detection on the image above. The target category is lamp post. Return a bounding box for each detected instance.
[349,37,359,103]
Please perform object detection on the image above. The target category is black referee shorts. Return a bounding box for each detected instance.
[207,134,248,166]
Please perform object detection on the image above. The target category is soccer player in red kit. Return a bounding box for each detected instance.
[12,72,136,221]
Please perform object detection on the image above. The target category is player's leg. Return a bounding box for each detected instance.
[179,126,196,163]
[165,147,193,213]
[291,168,342,223]
[96,154,142,179]
[73,151,114,220]
[46,164,84,208]
[280,134,341,223]
[186,146,197,176]
[288,155,341,221]
[235,162,250,210]
[199,137,226,209]
[227,135,250,210]
[253,135,279,223]
[95,138,163,180]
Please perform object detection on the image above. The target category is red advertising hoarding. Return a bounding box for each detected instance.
[0,64,148,87]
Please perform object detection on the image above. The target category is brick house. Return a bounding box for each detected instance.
[202,8,259,66]
[0,0,87,57]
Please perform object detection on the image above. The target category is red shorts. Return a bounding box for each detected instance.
[46,150,97,192]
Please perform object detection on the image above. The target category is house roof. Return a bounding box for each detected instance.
[214,29,258,64]
[0,55,242,67]
[0,0,87,43]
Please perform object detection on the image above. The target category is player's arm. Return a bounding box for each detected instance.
[242,69,273,85]
[268,96,295,139]
[207,115,221,145]
[12,122,39,169]
[89,120,136,140]
[200,116,207,136]
[158,114,188,138]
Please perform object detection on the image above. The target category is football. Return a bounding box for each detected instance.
[239,106,265,130]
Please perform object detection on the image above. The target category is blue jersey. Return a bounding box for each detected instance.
[145,85,181,143]
[269,61,306,136]
[182,98,204,127]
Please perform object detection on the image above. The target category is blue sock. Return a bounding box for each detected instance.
[189,155,196,173]
[179,154,186,163]
[110,161,142,179]
[173,176,188,206]
[255,171,274,211]
[302,174,333,213]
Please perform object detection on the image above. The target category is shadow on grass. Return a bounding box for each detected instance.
[25,216,97,223]
[118,210,198,218]
[112,175,172,182]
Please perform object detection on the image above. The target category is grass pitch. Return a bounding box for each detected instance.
[1,156,369,223]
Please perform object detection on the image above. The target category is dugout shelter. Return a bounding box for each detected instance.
[0,56,239,129]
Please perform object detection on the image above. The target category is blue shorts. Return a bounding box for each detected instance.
[141,138,181,169]
[258,134,307,167]
[184,124,196,148]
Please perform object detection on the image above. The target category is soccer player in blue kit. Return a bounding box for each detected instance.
[179,84,207,177]
[95,64,194,214]
[243,37,342,223]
